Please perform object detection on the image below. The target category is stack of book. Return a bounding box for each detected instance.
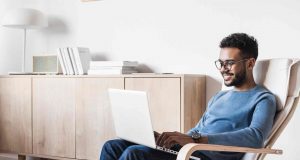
[88,61,138,75]
[57,47,91,75]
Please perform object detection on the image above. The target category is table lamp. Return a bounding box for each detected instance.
[2,8,48,72]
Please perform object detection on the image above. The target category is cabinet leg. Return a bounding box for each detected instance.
[18,155,26,160]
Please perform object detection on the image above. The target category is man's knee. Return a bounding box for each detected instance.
[102,139,123,153]
[102,139,116,151]
[100,139,128,160]
[124,145,148,154]
[120,145,151,160]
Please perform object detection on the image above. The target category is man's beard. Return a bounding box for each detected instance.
[223,69,247,87]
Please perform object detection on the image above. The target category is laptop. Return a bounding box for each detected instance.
[107,88,200,160]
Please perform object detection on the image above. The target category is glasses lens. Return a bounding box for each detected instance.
[215,61,222,70]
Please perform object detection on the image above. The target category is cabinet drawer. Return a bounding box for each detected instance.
[75,78,124,160]
[0,78,32,154]
[33,78,76,158]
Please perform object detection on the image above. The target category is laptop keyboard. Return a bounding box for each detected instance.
[156,146,201,160]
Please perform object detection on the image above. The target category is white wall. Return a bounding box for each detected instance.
[0,0,299,159]
[0,0,78,73]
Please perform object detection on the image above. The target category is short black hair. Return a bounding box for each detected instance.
[219,33,258,60]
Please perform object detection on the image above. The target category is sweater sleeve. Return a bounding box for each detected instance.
[207,96,276,148]
[186,93,218,136]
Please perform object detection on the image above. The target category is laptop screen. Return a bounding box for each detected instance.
[108,89,157,148]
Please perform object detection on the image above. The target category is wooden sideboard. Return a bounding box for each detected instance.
[0,74,206,160]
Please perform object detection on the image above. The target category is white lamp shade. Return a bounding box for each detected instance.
[2,8,48,29]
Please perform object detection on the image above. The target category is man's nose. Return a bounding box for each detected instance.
[220,65,229,72]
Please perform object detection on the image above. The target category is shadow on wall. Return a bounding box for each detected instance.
[43,16,69,35]
[136,64,154,73]
[206,76,222,104]
[91,53,109,61]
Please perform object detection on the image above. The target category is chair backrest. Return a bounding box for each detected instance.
[222,58,300,160]
[256,59,300,160]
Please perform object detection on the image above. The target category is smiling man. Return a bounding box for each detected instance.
[100,33,277,160]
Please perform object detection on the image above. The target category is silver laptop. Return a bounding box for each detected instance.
[108,89,200,160]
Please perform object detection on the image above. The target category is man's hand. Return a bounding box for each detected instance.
[156,131,195,149]
[154,131,161,141]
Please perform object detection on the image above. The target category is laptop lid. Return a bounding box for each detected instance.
[108,88,157,149]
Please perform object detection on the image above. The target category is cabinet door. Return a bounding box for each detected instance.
[33,78,76,158]
[76,78,124,160]
[0,78,32,153]
[125,78,181,132]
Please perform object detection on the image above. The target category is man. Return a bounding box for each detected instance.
[100,33,276,160]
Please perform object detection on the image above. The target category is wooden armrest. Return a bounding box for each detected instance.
[176,143,282,160]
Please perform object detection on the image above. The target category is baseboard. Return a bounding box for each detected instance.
[0,153,17,160]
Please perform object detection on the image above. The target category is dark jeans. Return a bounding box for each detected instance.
[100,139,211,160]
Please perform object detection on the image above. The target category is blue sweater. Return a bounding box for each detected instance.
[187,85,276,160]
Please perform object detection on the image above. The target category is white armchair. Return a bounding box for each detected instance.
[177,58,300,160]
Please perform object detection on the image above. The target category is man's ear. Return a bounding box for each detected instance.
[248,58,256,70]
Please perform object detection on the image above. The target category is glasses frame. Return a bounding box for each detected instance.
[214,59,249,70]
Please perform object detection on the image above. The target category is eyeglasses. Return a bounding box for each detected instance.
[214,59,248,70]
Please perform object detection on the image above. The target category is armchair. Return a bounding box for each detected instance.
[177,58,300,160]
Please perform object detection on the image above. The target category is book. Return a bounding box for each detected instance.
[57,48,67,75]
[90,61,138,67]
[89,66,136,70]
[61,48,69,74]
[68,47,79,75]
[87,69,138,75]
[72,47,91,75]
[62,48,74,75]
